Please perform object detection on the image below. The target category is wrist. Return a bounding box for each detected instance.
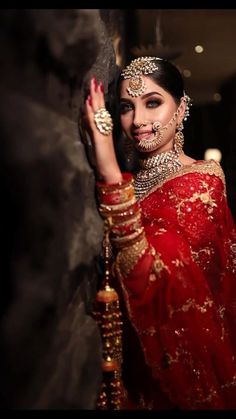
[102,172,123,184]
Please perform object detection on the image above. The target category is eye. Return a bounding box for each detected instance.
[146,99,162,108]
[119,102,133,114]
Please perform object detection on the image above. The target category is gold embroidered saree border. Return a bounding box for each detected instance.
[138,159,226,203]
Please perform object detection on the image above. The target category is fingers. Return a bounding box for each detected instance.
[89,77,105,112]
[84,76,107,134]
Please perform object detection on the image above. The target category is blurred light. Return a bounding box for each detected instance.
[195,45,204,53]
[204,148,222,162]
[183,69,192,78]
[213,92,222,102]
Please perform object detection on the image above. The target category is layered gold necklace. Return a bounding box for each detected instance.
[134,150,183,199]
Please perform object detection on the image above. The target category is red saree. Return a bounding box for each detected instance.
[98,159,236,409]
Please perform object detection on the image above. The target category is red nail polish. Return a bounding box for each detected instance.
[100,81,104,93]
[94,78,98,92]
[88,95,92,106]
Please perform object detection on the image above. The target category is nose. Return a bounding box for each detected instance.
[133,106,146,128]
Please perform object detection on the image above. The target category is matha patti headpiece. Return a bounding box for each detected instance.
[121,56,162,97]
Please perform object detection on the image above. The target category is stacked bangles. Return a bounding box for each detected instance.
[97,173,149,277]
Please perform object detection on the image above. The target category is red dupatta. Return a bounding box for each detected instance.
[115,160,236,409]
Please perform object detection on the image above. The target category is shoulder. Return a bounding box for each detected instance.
[179,159,226,190]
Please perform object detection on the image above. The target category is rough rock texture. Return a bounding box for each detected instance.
[0,9,118,409]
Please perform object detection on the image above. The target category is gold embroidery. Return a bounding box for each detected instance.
[190,375,236,406]
[154,227,167,236]
[191,246,215,268]
[168,297,213,319]
[189,386,218,406]
[230,242,236,273]
[176,180,218,222]
[150,246,170,277]
[115,236,149,277]
[221,374,236,389]
[140,326,157,336]
[138,159,226,202]
[225,239,236,273]
[171,258,185,267]
[218,305,226,319]
[161,344,195,370]
[161,349,181,368]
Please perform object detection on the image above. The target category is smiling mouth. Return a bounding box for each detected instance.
[133,132,153,141]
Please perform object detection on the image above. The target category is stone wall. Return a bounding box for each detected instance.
[0,9,119,409]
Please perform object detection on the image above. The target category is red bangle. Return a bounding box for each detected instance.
[110,202,140,222]
[98,184,134,205]
[96,173,133,192]
[111,219,142,237]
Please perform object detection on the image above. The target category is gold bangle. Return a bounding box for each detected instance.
[111,227,144,247]
[99,196,137,214]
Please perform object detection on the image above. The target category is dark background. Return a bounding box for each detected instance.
[0,9,235,409]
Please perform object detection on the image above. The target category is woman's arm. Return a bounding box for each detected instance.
[84,77,122,184]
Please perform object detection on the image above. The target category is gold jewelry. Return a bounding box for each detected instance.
[174,122,184,155]
[135,127,164,152]
[134,150,183,199]
[183,92,192,121]
[93,218,126,409]
[134,107,181,154]
[152,121,161,131]
[116,235,149,278]
[121,57,160,97]
[94,107,113,135]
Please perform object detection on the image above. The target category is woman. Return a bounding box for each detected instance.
[84,57,236,409]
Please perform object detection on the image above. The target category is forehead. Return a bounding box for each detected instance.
[120,75,167,99]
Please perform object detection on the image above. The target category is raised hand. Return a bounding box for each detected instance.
[84,77,122,184]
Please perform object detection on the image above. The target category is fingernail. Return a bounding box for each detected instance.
[100,81,104,93]
[88,95,92,106]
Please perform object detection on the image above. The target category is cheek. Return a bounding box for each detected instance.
[120,115,131,132]
[157,108,174,124]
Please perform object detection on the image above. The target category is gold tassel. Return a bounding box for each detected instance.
[93,217,126,409]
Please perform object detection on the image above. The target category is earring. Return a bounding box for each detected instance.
[183,92,192,121]
[174,122,184,155]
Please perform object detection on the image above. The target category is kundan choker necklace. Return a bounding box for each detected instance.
[134,149,183,199]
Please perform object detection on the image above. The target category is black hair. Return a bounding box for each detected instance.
[108,58,185,172]
[148,58,184,104]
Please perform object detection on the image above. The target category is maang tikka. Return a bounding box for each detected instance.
[121,56,161,97]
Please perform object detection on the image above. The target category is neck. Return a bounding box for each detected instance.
[134,148,183,199]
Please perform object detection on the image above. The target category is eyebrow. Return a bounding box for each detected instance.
[120,91,164,101]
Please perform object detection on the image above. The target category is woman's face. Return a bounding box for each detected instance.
[119,75,185,154]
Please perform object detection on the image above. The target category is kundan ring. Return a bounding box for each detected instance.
[94,107,113,135]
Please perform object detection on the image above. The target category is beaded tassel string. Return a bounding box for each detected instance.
[93,217,125,410]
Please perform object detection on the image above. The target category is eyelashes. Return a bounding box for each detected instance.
[119,99,162,114]
[119,102,133,114]
[146,99,162,108]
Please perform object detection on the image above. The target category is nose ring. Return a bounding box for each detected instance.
[136,122,147,128]
[152,121,162,132]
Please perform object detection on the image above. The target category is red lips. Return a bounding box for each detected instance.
[132,130,153,141]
